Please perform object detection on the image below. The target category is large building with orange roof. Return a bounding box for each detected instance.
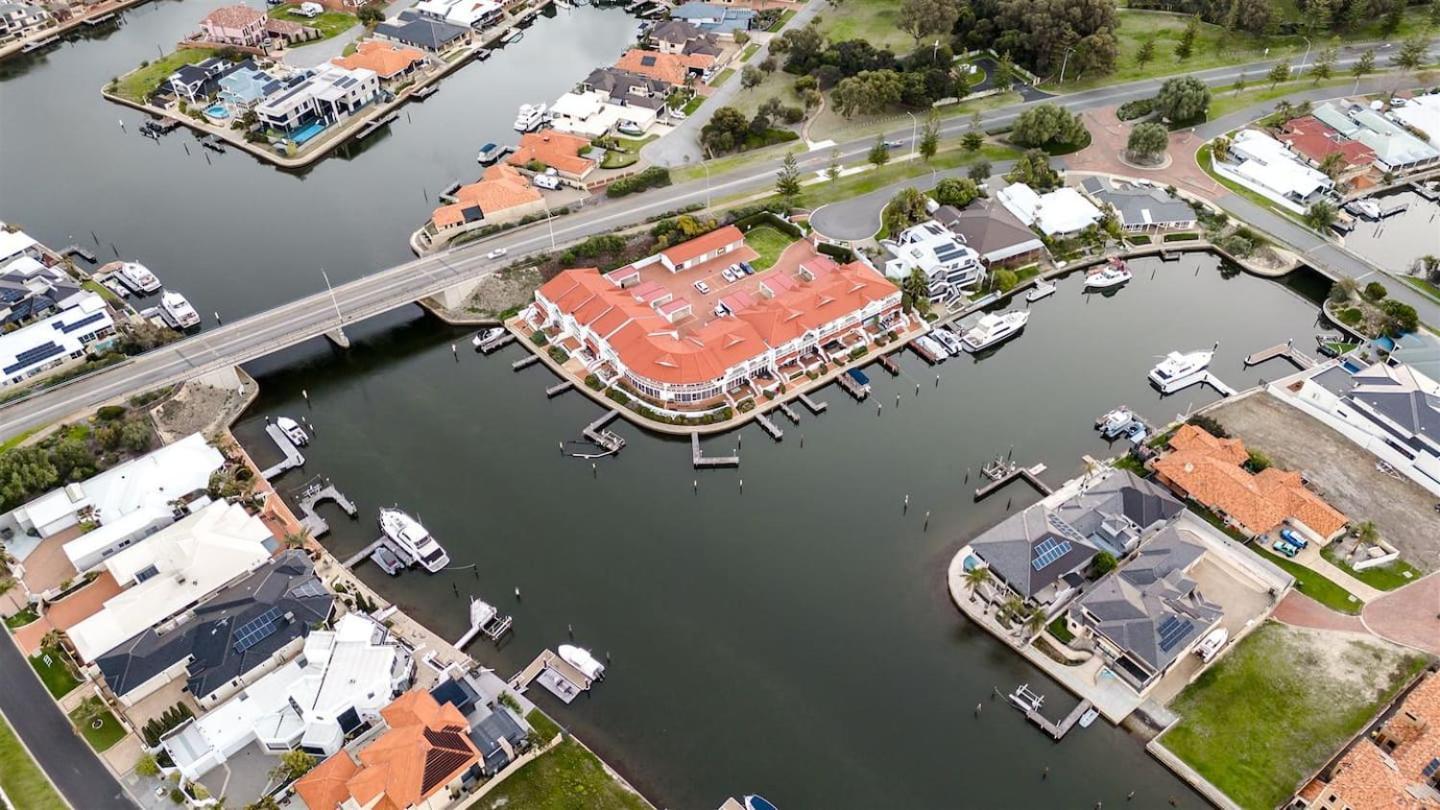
[1294,670,1440,810]
[505,130,595,184]
[1152,423,1348,541]
[295,689,481,810]
[427,163,545,237]
[614,47,711,85]
[528,232,905,409]
[331,41,428,85]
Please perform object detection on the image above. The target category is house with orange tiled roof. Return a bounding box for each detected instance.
[505,130,596,185]
[426,163,545,242]
[1152,424,1348,541]
[294,689,481,810]
[614,48,710,87]
[200,4,268,47]
[1294,670,1440,810]
[527,233,905,410]
[331,41,428,86]
[1279,116,1377,185]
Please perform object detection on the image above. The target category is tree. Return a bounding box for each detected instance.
[1394,35,1428,71]
[1380,299,1419,336]
[1411,254,1440,283]
[1352,49,1375,80]
[356,3,384,24]
[993,51,1016,92]
[741,65,763,89]
[283,530,311,551]
[270,750,316,784]
[1023,609,1047,637]
[0,446,59,511]
[826,147,842,185]
[902,266,931,312]
[1267,61,1291,89]
[1174,15,1199,60]
[135,753,161,778]
[989,0,1118,75]
[775,151,802,203]
[868,135,890,167]
[830,70,905,117]
[1093,551,1118,575]
[1155,75,1210,124]
[71,697,106,733]
[883,187,931,236]
[1380,5,1404,37]
[774,24,824,73]
[1135,37,1156,68]
[962,112,984,152]
[1303,200,1337,231]
[245,798,282,810]
[933,177,981,207]
[1231,72,1248,96]
[968,160,992,182]
[1363,280,1388,301]
[1009,103,1087,149]
[898,0,961,46]
[700,106,750,154]
[991,268,1019,291]
[1353,520,1380,545]
[1311,45,1337,83]
[1126,122,1169,161]
[963,565,991,601]
[1318,151,1346,180]
[1211,134,1231,158]
[919,111,940,162]
[1005,149,1060,190]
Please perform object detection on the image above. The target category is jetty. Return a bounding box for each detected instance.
[909,338,943,365]
[453,596,513,648]
[582,410,626,454]
[545,380,574,398]
[1243,339,1315,370]
[259,422,305,479]
[1027,699,1095,740]
[755,411,783,441]
[342,536,413,571]
[1159,370,1236,397]
[512,354,541,371]
[412,83,439,100]
[59,244,98,263]
[798,392,828,414]
[509,649,593,704]
[354,111,398,141]
[293,477,357,538]
[877,352,901,376]
[837,368,870,400]
[1411,181,1439,202]
[1159,249,1181,262]
[974,457,1051,500]
[476,330,514,353]
[438,181,462,204]
[692,432,740,468]
[778,402,800,424]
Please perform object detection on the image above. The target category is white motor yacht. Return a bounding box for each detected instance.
[931,327,964,356]
[159,290,200,329]
[379,508,450,573]
[1083,258,1133,290]
[276,416,309,447]
[1096,406,1136,438]
[1026,279,1057,302]
[915,334,949,360]
[558,644,605,680]
[960,311,1029,353]
[1148,347,1214,391]
[513,103,546,132]
[116,261,161,294]
[471,327,506,348]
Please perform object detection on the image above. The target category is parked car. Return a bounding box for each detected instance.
[739,261,754,275]
[720,267,736,283]
[713,304,729,317]
[1279,528,1308,549]
[1272,539,1300,558]
[532,172,560,190]
[693,280,710,294]
[294,1,323,17]
[669,108,688,121]
[486,248,507,259]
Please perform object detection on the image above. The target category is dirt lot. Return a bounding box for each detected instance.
[1209,392,1440,573]
[151,376,256,443]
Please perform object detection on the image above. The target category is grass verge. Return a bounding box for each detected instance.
[1162,621,1427,810]
[1402,275,1440,304]
[711,68,735,88]
[473,739,650,810]
[69,699,126,752]
[1320,545,1423,592]
[813,0,913,53]
[0,715,67,810]
[743,225,794,270]
[4,607,38,629]
[1250,546,1363,614]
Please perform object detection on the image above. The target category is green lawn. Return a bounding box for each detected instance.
[1320,545,1423,592]
[473,739,650,810]
[69,699,126,753]
[4,607,38,629]
[1045,615,1075,644]
[525,709,562,744]
[767,9,797,33]
[82,280,125,308]
[711,68,735,88]
[740,43,760,62]
[110,48,212,103]
[682,95,705,115]
[1251,546,1363,614]
[0,715,67,810]
[743,225,794,270]
[1403,275,1440,304]
[788,143,1020,210]
[269,4,358,41]
[814,0,915,53]
[1162,622,1427,810]
[29,650,80,699]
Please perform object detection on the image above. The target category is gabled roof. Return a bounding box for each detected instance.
[614,48,703,86]
[659,225,743,265]
[375,10,469,50]
[332,40,427,79]
[431,164,542,227]
[506,130,595,177]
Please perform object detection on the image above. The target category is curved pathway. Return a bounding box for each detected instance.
[1272,590,1368,634]
[809,159,1017,241]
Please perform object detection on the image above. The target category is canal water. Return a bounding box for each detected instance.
[0,0,640,319]
[1342,189,1440,276]
[234,255,1330,809]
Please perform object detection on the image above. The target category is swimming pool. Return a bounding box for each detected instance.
[205,104,230,119]
[292,121,326,145]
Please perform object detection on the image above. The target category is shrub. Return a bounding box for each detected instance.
[606,166,672,198]
[547,346,570,364]
[737,398,756,413]
[1362,281,1388,301]
[605,388,630,406]
[1116,98,1154,121]
[1093,551,1117,575]
[529,331,548,346]
[96,405,127,421]
[1186,413,1229,439]
[1246,449,1271,472]
[848,345,869,360]
[992,268,1019,291]
[584,374,602,391]
[1336,307,1363,326]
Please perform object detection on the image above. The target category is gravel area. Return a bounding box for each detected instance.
[151,377,256,443]
[1209,392,1440,573]
[462,264,543,319]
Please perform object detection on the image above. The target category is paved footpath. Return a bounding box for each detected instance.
[0,633,136,809]
[1363,571,1440,656]
[1271,590,1369,633]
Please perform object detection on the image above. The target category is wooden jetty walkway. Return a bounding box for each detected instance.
[59,244,98,263]
[354,111,398,141]
[545,380,574,398]
[477,331,515,353]
[508,649,593,704]
[755,411,783,441]
[974,462,1051,500]
[293,477,357,539]
[877,352,901,376]
[1164,371,1237,397]
[583,410,626,454]
[798,392,828,414]
[1026,699,1094,740]
[692,432,740,468]
[1243,339,1315,370]
[512,354,541,370]
[341,536,414,570]
[909,339,942,365]
[778,402,800,424]
[259,422,305,480]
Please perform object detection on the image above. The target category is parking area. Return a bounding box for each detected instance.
[197,741,281,806]
[1209,392,1440,572]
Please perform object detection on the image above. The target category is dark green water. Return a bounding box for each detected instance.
[234,255,1330,809]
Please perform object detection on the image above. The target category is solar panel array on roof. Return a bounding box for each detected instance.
[232,606,285,653]
[5,341,64,375]
[1424,757,1440,778]
[934,244,967,262]
[641,55,657,66]
[1031,537,1072,571]
[59,311,106,334]
[1156,615,1194,652]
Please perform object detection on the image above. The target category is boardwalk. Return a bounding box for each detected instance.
[974,462,1051,500]
[692,432,740,468]
[293,478,357,538]
[1026,699,1095,741]
[259,422,305,479]
[755,411,783,441]
[1243,339,1315,370]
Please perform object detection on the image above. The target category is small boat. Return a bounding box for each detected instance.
[159,290,200,330]
[1026,279,1057,302]
[1096,406,1136,439]
[558,644,605,680]
[915,334,949,360]
[115,261,161,294]
[1084,258,1132,290]
[371,545,404,575]
[1194,627,1229,663]
[1148,347,1214,391]
[472,327,506,347]
[743,796,779,810]
[1078,707,1100,728]
[1345,198,1381,220]
[476,142,510,164]
[513,102,546,132]
[100,277,130,299]
[378,507,451,573]
[960,311,1029,353]
[474,47,491,61]
[930,327,964,356]
[276,416,309,447]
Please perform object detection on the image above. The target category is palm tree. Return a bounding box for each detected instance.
[1303,200,1338,232]
[1353,520,1379,545]
[963,566,991,602]
[283,530,311,551]
[1023,609,1047,638]
[71,697,106,732]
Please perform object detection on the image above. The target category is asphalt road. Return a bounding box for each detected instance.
[809,160,1018,240]
[0,40,1435,441]
[0,633,136,809]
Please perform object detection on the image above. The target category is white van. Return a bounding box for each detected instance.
[294,2,323,17]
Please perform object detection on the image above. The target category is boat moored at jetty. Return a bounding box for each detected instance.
[1026,279,1057,302]
[379,507,450,573]
[960,311,1029,353]
[1148,347,1214,392]
[159,290,200,329]
[1083,258,1132,290]
[513,103,546,132]
[276,416,309,446]
[116,261,161,294]
[558,644,605,680]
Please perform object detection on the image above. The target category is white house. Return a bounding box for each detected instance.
[996,183,1101,237]
[0,292,115,389]
[66,500,273,663]
[254,64,380,135]
[880,220,985,305]
[1390,93,1440,151]
[1225,129,1334,210]
[163,613,413,780]
[547,90,659,139]
[1314,101,1440,173]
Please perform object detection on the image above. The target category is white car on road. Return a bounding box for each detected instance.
[486,248,507,259]
[693,280,711,294]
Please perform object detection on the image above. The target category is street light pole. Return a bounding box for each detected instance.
[1059,47,1075,86]
[542,200,556,249]
[1298,36,1312,76]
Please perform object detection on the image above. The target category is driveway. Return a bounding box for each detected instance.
[0,633,136,809]
[1363,572,1440,656]
[809,159,1016,241]
[1063,107,1216,201]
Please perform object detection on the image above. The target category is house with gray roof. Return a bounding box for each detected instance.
[647,19,721,57]
[1068,527,1222,693]
[581,66,671,110]
[374,10,470,52]
[962,470,1183,609]
[669,2,755,36]
[94,550,334,706]
[1313,101,1440,173]
[1079,177,1197,233]
[932,200,1047,267]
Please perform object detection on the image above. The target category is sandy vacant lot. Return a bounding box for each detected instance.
[1210,393,1440,573]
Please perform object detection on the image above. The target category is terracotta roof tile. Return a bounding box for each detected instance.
[506,130,595,177]
[203,4,265,28]
[431,164,542,227]
[659,225,743,266]
[332,41,427,79]
[1302,673,1440,810]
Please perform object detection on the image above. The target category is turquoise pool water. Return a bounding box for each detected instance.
[206,104,230,119]
[292,121,326,144]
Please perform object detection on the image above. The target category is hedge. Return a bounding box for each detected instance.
[606,166,672,198]
[734,210,803,239]
[816,242,856,263]
[1116,98,1154,121]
